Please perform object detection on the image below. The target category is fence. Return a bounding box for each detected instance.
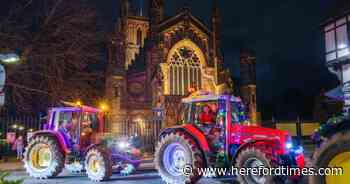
[0,115,41,136]
[108,118,163,153]
[0,113,41,157]
[264,118,320,141]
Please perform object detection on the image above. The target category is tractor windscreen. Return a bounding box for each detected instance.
[231,101,248,124]
[186,100,226,126]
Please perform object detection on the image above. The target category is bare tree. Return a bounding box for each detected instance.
[0,0,105,113]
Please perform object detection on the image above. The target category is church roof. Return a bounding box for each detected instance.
[158,7,211,36]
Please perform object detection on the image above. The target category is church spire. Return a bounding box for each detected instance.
[212,0,222,84]
[139,0,143,16]
[212,0,221,57]
[120,0,130,17]
[149,0,164,37]
[149,0,164,25]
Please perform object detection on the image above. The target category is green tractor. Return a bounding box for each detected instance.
[310,115,350,183]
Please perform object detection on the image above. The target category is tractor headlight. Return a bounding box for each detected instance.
[118,141,130,149]
[285,135,293,150]
[285,142,293,149]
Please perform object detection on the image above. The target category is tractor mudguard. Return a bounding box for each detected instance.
[32,130,71,154]
[84,143,103,156]
[159,124,210,152]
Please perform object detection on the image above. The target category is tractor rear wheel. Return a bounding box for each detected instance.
[309,131,350,184]
[235,147,276,184]
[23,135,65,179]
[85,147,112,182]
[154,132,205,184]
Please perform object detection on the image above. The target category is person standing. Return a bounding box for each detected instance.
[13,136,24,160]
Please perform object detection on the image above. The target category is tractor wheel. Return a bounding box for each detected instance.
[23,135,65,179]
[309,131,350,184]
[154,132,205,184]
[235,147,277,184]
[85,147,112,182]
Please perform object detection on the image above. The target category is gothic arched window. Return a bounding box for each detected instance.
[169,47,202,95]
[137,28,142,46]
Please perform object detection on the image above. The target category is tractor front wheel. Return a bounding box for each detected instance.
[154,132,205,184]
[85,147,112,182]
[23,136,65,179]
[235,147,276,184]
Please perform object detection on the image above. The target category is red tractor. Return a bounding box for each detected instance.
[155,91,304,184]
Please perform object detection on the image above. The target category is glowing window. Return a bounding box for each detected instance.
[169,47,201,95]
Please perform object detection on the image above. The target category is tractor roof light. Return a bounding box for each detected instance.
[99,103,108,112]
[76,100,82,106]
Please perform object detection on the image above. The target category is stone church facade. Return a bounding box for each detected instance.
[105,0,256,133]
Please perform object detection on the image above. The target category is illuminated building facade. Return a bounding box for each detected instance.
[105,0,253,133]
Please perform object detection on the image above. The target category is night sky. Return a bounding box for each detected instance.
[92,0,339,120]
[0,0,341,119]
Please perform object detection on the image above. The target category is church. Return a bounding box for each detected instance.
[105,0,257,134]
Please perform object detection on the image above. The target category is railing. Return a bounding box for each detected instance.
[0,113,41,157]
[266,119,320,143]
[0,115,41,135]
[107,117,163,153]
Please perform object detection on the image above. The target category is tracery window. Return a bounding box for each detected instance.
[137,28,142,46]
[169,47,202,95]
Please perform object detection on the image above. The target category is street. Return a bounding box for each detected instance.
[7,170,229,184]
[2,142,314,184]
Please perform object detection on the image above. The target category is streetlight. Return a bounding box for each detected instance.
[323,13,350,113]
[18,126,24,131]
[0,53,20,64]
[99,102,108,112]
[12,124,18,129]
[0,52,20,106]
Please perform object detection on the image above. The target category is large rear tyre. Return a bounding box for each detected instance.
[85,147,112,182]
[154,132,205,184]
[309,131,350,184]
[23,136,64,179]
[235,147,277,184]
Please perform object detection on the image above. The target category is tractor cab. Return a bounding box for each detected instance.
[180,91,248,153]
[43,103,105,150]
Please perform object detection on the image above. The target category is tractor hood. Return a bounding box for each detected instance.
[235,125,289,140]
[231,124,291,154]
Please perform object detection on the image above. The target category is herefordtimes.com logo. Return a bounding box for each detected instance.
[181,165,343,177]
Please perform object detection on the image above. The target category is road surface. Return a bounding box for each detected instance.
[7,170,232,184]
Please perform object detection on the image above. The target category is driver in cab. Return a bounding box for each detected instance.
[199,104,218,134]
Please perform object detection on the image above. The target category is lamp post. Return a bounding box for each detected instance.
[0,52,20,106]
[323,13,350,114]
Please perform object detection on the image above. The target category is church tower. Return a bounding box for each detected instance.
[118,0,149,69]
[240,49,259,124]
[149,0,164,37]
[105,30,128,133]
[212,0,222,84]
